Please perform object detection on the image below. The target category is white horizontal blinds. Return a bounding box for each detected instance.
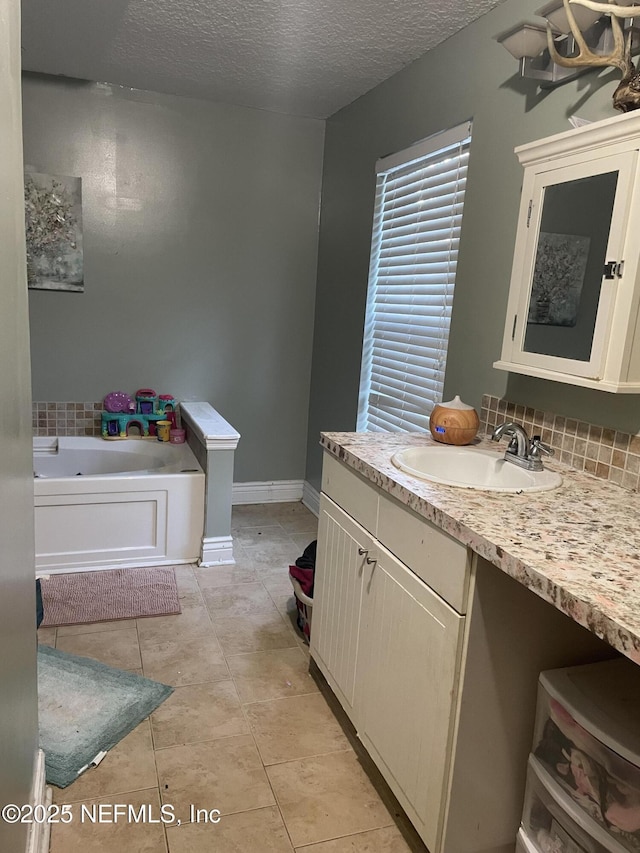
[357,122,472,433]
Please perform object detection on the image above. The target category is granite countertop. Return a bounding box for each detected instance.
[320,430,640,665]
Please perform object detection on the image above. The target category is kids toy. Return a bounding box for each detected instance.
[101,388,178,439]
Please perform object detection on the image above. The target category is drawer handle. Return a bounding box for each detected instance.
[358,547,376,566]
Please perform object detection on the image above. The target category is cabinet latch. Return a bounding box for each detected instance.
[604,260,624,279]
[526,200,533,228]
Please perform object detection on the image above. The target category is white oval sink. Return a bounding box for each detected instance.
[391,445,562,493]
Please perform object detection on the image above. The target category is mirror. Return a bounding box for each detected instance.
[523,171,618,361]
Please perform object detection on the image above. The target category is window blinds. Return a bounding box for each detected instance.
[357,122,472,433]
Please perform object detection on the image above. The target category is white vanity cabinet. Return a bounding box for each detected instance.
[311,454,468,851]
[311,450,612,853]
[357,539,465,851]
[494,111,640,392]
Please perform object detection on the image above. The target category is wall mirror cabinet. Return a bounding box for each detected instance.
[494,112,640,392]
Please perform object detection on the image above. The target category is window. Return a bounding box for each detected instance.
[357,121,472,432]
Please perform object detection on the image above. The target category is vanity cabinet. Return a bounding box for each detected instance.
[494,111,640,392]
[357,538,464,850]
[311,455,466,851]
[311,450,612,853]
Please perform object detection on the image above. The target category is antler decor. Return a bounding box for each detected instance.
[546,0,640,111]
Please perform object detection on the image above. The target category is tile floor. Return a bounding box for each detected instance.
[38,502,416,853]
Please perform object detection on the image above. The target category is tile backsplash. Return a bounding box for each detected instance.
[32,402,103,437]
[479,394,640,492]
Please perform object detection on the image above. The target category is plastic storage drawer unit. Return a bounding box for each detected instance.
[523,755,629,853]
[516,827,539,853]
[531,658,640,853]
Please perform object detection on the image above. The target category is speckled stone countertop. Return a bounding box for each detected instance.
[320,431,640,665]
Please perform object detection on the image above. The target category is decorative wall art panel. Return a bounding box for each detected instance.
[528,232,590,326]
[24,172,83,292]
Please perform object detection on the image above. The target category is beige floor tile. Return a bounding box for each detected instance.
[234,526,289,548]
[140,635,228,687]
[56,619,138,637]
[156,735,275,823]
[226,647,317,703]
[259,561,297,583]
[167,806,293,853]
[166,805,294,852]
[293,826,413,852]
[55,627,142,670]
[194,563,259,590]
[213,610,298,655]
[267,751,394,848]
[241,541,300,567]
[49,788,168,853]
[136,603,215,643]
[202,583,280,620]
[175,591,203,608]
[244,693,350,765]
[37,626,57,645]
[53,721,158,805]
[269,503,316,523]
[232,504,288,527]
[173,565,199,593]
[262,574,297,595]
[268,590,299,618]
[151,679,248,748]
[290,532,319,552]
[276,513,318,536]
[296,637,311,658]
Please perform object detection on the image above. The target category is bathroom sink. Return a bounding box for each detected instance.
[391,445,562,493]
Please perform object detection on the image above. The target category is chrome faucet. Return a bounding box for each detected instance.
[491,421,554,472]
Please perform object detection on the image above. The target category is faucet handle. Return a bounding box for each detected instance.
[530,435,554,458]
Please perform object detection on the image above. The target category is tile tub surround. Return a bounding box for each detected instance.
[33,401,103,436]
[320,430,640,665]
[479,394,640,491]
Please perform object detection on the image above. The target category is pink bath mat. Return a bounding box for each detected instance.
[39,567,181,627]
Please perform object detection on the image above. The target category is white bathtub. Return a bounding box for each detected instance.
[33,436,205,575]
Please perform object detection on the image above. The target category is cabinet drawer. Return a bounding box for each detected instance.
[377,491,470,613]
[321,452,379,535]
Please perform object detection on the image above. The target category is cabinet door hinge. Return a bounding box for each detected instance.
[511,314,518,341]
[526,200,533,228]
[604,260,624,279]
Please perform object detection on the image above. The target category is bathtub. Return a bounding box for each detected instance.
[34,436,205,575]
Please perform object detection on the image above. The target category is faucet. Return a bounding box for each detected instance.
[491,421,554,472]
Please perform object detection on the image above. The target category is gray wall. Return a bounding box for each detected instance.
[23,73,325,483]
[1,1,39,846]
[305,0,640,490]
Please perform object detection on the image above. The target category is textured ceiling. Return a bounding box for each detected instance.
[21,0,505,118]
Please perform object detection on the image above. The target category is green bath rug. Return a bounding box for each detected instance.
[38,644,173,788]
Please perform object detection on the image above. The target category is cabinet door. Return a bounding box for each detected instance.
[310,494,373,724]
[358,542,464,853]
[503,150,636,380]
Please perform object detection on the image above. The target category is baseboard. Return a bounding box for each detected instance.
[199,535,235,567]
[36,557,197,577]
[25,750,52,853]
[232,480,304,504]
[302,480,320,516]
